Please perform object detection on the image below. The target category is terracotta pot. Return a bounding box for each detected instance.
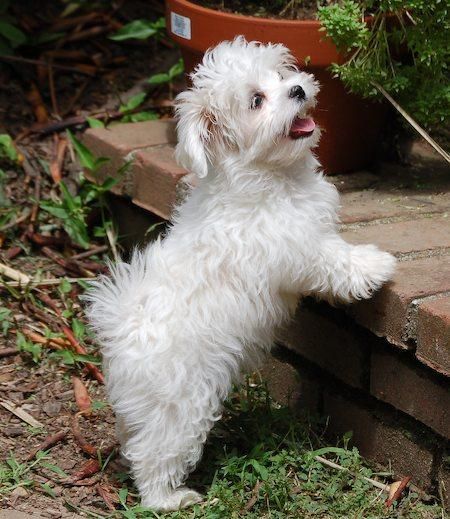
[166,0,387,174]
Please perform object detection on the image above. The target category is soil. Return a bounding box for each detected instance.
[191,0,326,20]
[0,354,119,518]
[0,2,184,516]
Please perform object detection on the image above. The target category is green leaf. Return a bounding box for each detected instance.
[59,181,78,212]
[0,21,26,46]
[0,134,18,161]
[77,279,89,290]
[99,176,120,191]
[86,117,105,129]
[50,349,75,365]
[39,202,68,219]
[118,486,128,506]
[40,462,68,478]
[0,307,12,335]
[120,92,146,113]
[168,59,184,79]
[309,446,350,458]
[121,111,158,123]
[73,353,101,365]
[92,400,107,411]
[59,279,72,294]
[147,73,170,85]
[71,318,85,340]
[249,459,269,481]
[16,332,41,363]
[66,130,97,171]
[40,482,56,498]
[64,218,91,249]
[109,20,158,41]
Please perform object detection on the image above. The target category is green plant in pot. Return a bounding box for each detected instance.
[166,0,449,172]
[318,0,449,159]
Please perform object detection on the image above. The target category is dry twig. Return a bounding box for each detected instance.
[0,399,43,428]
[0,263,30,284]
[22,329,65,351]
[25,429,68,461]
[0,347,19,358]
[242,480,262,512]
[373,82,450,164]
[63,326,105,384]
[71,245,108,261]
[314,455,390,493]
[71,411,115,457]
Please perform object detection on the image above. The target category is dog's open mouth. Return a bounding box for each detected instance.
[289,116,316,139]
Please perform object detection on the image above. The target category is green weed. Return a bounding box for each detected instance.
[0,451,54,494]
[39,131,121,249]
[109,18,165,42]
[69,381,443,518]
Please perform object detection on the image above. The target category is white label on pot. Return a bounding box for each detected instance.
[171,12,191,40]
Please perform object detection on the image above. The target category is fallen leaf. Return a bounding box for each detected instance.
[72,376,91,412]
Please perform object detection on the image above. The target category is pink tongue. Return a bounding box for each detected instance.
[290,117,316,138]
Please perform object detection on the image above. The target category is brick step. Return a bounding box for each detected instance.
[83,120,450,379]
[261,348,449,502]
[281,304,450,438]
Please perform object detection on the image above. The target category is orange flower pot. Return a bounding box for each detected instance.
[166,0,388,174]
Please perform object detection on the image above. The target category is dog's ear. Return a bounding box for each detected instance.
[174,89,210,179]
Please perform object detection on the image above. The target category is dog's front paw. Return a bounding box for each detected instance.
[348,244,396,301]
[142,487,203,512]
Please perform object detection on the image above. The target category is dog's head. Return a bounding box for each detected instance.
[175,36,320,178]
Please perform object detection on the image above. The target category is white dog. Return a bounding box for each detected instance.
[86,37,395,511]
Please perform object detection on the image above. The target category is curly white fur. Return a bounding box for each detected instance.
[85,37,396,511]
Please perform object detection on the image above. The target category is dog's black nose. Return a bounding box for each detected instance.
[289,85,306,101]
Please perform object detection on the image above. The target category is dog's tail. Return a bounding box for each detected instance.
[83,248,150,356]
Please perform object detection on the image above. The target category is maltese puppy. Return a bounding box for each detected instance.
[86,37,395,511]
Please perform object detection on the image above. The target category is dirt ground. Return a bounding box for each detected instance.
[0,2,181,516]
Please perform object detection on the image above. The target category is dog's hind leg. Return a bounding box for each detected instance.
[117,373,226,512]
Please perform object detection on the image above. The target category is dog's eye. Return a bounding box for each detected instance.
[251,93,264,110]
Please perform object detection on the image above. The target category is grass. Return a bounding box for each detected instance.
[66,379,443,519]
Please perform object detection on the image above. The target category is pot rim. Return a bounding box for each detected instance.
[166,0,347,66]
[168,0,325,27]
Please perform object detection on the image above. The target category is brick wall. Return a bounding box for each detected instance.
[267,296,449,504]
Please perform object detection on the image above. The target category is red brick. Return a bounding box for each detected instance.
[341,215,450,255]
[131,146,188,219]
[282,309,367,388]
[323,391,435,491]
[84,119,176,155]
[82,120,178,196]
[349,256,450,347]
[370,348,450,438]
[416,296,450,377]
[260,354,321,411]
[340,191,450,224]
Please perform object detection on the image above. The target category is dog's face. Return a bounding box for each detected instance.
[175,37,320,178]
